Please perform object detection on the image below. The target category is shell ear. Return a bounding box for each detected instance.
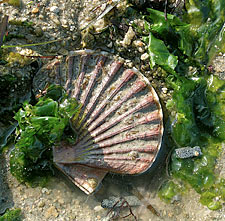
[55,163,107,195]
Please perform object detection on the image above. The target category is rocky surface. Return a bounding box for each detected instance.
[0,0,224,221]
[1,146,224,220]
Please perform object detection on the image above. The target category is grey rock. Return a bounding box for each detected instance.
[175,146,202,159]
[101,196,141,209]
[0,155,14,215]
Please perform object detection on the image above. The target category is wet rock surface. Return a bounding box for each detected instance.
[0,155,14,215]
[101,196,141,209]
[0,0,224,221]
[1,148,224,220]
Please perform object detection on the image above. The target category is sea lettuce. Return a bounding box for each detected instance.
[166,75,225,209]
[143,32,178,72]
[0,208,22,221]
[10,85,81,184]
[184,0,225,64]
[143,0,225,70]
[139,0,225,209]
[145,8,194,57]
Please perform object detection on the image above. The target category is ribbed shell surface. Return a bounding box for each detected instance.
[33,50,164,194]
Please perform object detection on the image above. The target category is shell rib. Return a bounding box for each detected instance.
[33,50,164,194]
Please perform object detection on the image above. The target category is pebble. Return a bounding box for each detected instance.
[32,8,39,14]
[70,25,76,31]
[93,18,106,33]
[42,187,51,195]
[138,47,145,53]
[168,212,173,217]
[39,14,44,20]
[50,15,61,26]
[121,26,135,47]
[141,53,149,61]
[175,146,202,159]
[45,206,59,218]
[38,201,45,208]
[94,205,104,212]
[107,42,113,48]
[34,27,43,37]
[50,6,60,14]
[61,18,68,28]
[57,198,64,205]
[162,87,168,94]
[133,40,144,47]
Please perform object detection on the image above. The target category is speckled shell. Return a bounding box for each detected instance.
[33,50,164,194]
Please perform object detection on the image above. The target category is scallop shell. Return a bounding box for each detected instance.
[33,50,164,194]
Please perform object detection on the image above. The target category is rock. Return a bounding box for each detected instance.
[42,187,51,195]
[107,42,113,48]
[61,18,68,28]
[50,14,61,26]
[93,18,106,33]
[58,48,69,55]
[94,205,104,212]
[133,40,144,47]
[50,6,60,14]
[162,87,168,94]
[175,146,202,159]
[34,27,43,37]
[32,8,39,14]
[101,196,141,209]
[38,201,45,208]
[44,206,59,218]
[138,47,145,53]
[141,53,149,61]
[121,26,135,47]
[57,198,64,205]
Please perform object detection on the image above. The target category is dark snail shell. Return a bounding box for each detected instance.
[33,50,164,194]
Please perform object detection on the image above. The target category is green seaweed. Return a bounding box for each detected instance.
[158,181,183,203]
[167,75,225,209]
[9,20,33,27]
[141,0,225,210]
[10,85,81,184]
[0,209,22,221]
[143,32,178,72]
[184,0,225,64]
[143,0,225,70]
[145,8,194,57]
[0,0,20,7]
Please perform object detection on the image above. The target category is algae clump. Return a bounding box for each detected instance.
[0,209,22,221]
[139,0,225,210]
[10,85,81,185]
[167,75,225,210]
